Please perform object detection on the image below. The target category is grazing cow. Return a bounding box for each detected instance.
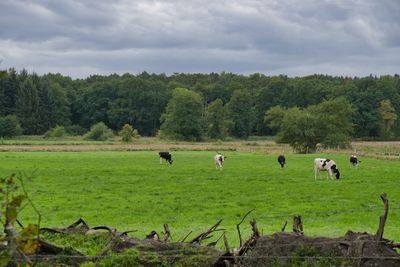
[214,154,225,170]
[350,155,361,167]
[159,152,173,165]
[277,155,286,168]
[314,158,340,180]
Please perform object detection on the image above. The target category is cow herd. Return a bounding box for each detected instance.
[158,151,361,180]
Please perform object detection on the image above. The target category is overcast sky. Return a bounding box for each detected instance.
[0,0,399,79]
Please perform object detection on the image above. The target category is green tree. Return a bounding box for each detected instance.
[311,97,355,148]
[16,75,41,134]
[160,88,204,140]
[378,99,397,138]
[0,115,22,138]
[205,99,230,139]
[226,90,254,138]
[267,98,354,153]
[107,76,170,136]
[264,105,286,134]
[276,107,319,153]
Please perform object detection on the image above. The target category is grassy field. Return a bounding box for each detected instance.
[1,149,399,248]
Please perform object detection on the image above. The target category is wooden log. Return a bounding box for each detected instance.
[376,192,389,241]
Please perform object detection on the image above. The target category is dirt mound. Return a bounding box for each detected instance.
[242,231,400,267]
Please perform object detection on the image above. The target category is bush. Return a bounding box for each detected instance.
[65,125,87,136]
[118,124,140,142]
[44,125,66,138]
[84,122,113,141]
[0,115,23,138]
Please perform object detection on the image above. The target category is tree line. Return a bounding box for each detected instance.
[0,68,399,144]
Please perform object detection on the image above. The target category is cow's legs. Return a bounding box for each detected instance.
[314,167,319,180]
[160,157,163,164]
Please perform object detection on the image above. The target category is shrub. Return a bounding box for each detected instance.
[44,125,66,138]
[118,124,140,142]
[84,122,113,141]
[65,125,87,136]
[0,115,23,138]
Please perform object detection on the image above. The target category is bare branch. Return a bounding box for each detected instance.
[281,220,287,232]
[376,192,389,240]
[237,209,255,247]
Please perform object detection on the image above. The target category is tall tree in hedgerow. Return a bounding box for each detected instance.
[205,99,230,140]
[226,89,254,138]
[160,88,204,140]
[378,99,397,138]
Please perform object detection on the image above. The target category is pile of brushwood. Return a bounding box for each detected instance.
[2,193,400,266]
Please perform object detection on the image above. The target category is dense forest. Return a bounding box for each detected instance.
[0,68,399,141]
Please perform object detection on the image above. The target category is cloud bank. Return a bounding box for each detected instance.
[0,0,399,78]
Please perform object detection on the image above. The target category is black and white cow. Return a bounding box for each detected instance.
[314,158,340,180]
[214,154,225,170]
[159,152,173,165]
[350,155,361,167]
[277,155,286,168]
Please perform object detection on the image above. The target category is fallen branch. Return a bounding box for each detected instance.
[190,219,223,244]
[67,217,90,231]
[207,232,224,247]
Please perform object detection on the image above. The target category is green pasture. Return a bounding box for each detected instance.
[0,151,399,246]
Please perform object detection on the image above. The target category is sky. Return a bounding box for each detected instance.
[0,0,399,79]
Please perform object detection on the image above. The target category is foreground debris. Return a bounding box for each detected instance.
[2,192,399,266]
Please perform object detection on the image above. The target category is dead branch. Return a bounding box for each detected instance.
[223,232,230,253]
[281,220,288,232]
[67,217,90,230]
[146,230,160,241]
[293,215,303,235]
[39,227,66,234]
[250,219,260,239]
[190,219,223,244]
[120,230,138,236]
[389,242,400,248]
[376,192,389,241]
[237,209,255,247]
[181,231,192,242]
[207,232,225,247]
[98,229,125,257]
[92,226,115,233]
[163,224,171,242]
[16,219,24,229]
[237,219,261,257]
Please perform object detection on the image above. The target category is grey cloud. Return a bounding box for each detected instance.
[0,0,399,78]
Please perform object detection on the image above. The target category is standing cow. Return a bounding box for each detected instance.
[314,158,340,180]
[277,155,286,168]
[159,152,173,165]
[214,154,225,170]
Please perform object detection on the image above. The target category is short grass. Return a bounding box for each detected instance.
[1,151,399,248]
